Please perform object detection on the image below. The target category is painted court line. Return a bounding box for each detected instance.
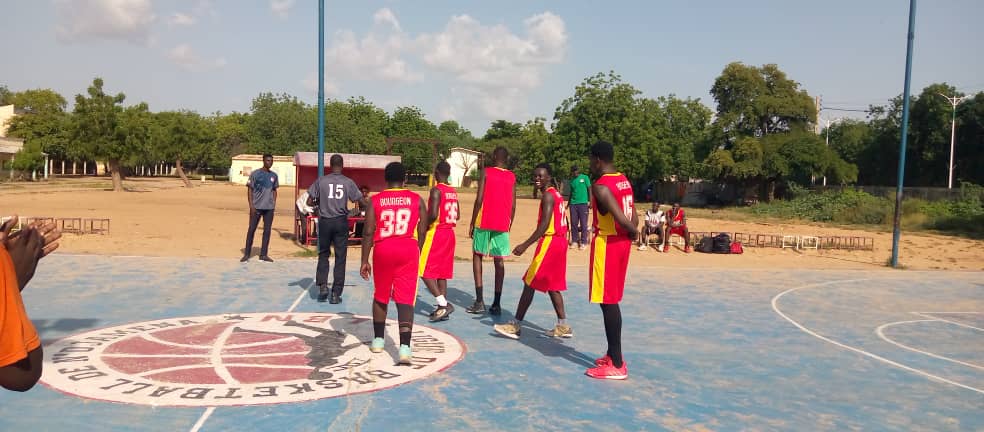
[771,279,984,395]
[875,320,984,372]
[912,312,984,332]
[188,288,309,432]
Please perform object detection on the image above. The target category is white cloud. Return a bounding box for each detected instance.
[169,13,196,26]
[320,9,567,126]
[373,8,401,32]
[167,44,227,72]
[55,0,156,45]
[326,28,422,83]
[415,12,567,120]
[270,0,296,19]
[301,73,340,96]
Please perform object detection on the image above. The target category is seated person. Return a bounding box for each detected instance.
[637,201,664,251]
[297,191,318,237]
[662,202,692,253]
[350,186,371,238]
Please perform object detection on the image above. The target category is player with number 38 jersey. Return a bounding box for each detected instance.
[369,186,422,306]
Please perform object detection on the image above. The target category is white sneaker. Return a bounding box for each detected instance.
[578,244,586,250]
[638,245,648,251]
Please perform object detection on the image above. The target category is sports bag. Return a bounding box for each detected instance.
[696,236,714,253]
[712,233,732,254]
[730,242,744,254]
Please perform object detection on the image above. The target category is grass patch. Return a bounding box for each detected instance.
[733,183,984,239]
[291,248,319,258]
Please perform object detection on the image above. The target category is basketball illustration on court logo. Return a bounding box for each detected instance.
[40,313,465,407]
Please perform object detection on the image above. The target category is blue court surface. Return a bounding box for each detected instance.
[1,254,981,431]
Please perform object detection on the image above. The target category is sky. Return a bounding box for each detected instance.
[2,0,982,136]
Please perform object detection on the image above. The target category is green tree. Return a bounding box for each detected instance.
[907,83,961,186]
[245,92,316,156]
[0,85,12,106]
[386,106,440,175]
[5,89,71,171]
[709,62,816,139]
[551,71,664,182]
[70,78,150,192]
[955,92,984,185]
[826,119,871,165]
[209,111,249,174]
[153,110,212,187]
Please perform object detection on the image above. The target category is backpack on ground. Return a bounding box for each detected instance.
[730,242,744,254]
[696,236,714,253]
[712,233,732,254]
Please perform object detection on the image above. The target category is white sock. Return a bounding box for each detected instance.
[558,319,567,325]
[435,295,448,307]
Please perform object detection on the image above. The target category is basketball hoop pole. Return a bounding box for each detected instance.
[317,0,325,178]
[891,0,916,268]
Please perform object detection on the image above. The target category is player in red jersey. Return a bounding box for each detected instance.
[585,141,639,380]
[419,161,458,322]
[493,163,572,339]
[360,162,428,365]
[466,147,516,316]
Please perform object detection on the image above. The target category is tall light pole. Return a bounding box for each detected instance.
[937,92,968,189]
[317,0,325,178]
[891,0,917,269]
[822,117,843,186]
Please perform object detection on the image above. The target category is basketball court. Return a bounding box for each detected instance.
[1,254,981,431]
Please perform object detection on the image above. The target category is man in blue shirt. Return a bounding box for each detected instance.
[241,154,279,262]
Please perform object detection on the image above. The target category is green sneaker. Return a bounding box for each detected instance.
[493,321,521,339]
[370,337,385,353]
[398,344,412,365]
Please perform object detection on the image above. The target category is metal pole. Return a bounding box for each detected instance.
[948,105,956,189]
[823,127,830,186]
[891,0,917,268]
[317,0,325,178]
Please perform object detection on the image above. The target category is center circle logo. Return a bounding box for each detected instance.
[41,313,466,407]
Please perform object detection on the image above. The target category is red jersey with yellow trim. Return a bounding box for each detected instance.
[539,187,568,237]
[433,183,459,229]
[591,173,635,238]
[371,188,421,244]
[522,187,568,292]
[475,167,515,232]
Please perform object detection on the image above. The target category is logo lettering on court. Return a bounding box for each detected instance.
[41,313,465,407]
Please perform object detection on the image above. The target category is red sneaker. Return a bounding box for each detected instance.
[662,245,670,253]
[585,362,628,380]
[594,354,612,367]
[685,246,693,253]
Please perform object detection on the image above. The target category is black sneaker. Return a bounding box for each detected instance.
[317,285,329,302]
[465,301,486,314]
[240,255,249,262]
[329,294,342,304]
[259,256,274,262]
[489,304,502,316]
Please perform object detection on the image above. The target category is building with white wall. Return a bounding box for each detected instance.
[445,147,481,188]
[229,154,296,186]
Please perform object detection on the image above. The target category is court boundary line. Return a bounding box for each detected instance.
[771,279,984,395]
[875,320,984,371]
[912,312,984,332]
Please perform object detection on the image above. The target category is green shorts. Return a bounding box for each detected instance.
[472,228,510,258]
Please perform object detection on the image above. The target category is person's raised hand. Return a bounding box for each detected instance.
[30,221,61,258]
[5,227,43,292]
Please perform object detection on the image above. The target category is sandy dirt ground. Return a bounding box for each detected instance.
[1,177,981,271]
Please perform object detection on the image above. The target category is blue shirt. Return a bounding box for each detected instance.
[247,169,279,210]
